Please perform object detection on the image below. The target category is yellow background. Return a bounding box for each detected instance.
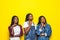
[0,0,60,40]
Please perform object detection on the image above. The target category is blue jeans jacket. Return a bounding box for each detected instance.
[36,24,52,40]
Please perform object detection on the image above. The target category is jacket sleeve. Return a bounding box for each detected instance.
[45,25,52,37]
[20,25,23,36]
[8,26,14,36]
[36,25,42,35]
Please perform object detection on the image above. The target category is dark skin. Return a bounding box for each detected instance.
[24,15,33,35]
[24,15,38,40]
[11,17,20,37]
[40,17,46,36]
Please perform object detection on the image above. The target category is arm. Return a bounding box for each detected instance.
[8,26,14,37]
[24,26,31,35]
[36,25,42,36]
[44,25,52,37]
[20,25,23,36]
[23,22,31,35]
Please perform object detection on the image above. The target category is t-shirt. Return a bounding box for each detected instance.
[23,21,37,30]
[13,25,20,36]
[23,21,29,28]
[10,25,20,40]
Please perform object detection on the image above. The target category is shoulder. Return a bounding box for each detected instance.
[31,23,35,26]
[46,24,51,28]
[23,21,29,28]
[18,25,22,28]
[37,24,41,27]
[8,25,13,30]
[36,24,40,28]
[24,21,28,24]
[8,25,11,29]
[46,24,51,26]
[23,21,28,26]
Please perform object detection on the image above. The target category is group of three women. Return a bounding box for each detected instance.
[8,13,52,40]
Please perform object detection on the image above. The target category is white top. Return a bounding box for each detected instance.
[23,21,29,28]
[13,25,20,36]
[10,25,20,40]
[23,21,36,30]
[10,37,20,40]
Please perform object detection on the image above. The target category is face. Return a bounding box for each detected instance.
[41,17,45,23]
[28,15,33,21]
[14,17,18,24]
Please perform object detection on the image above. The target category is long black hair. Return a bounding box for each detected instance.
[11,16,19,26]
[37,16,47,25]
[25,13,33,21]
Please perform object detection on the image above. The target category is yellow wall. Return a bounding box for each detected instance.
[0,0,60,40]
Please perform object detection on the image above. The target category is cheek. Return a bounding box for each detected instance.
[28,17,31,19]
[41,20,44,22]
[30,17,32,19]
[30,16,33,19]
[43,19,45,22]
[29,15,33,19]
[14,19,18,23]
[42,20,45,22]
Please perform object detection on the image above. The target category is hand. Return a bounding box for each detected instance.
[27,26,31,30]
[41,23,46,27]
[40,33,45,36]
[41,23,44,27]
[25,26,31,35]
[43,24,46,27]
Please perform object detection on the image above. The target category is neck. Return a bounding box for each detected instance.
[28,20,32,22]
[14,23,17,25]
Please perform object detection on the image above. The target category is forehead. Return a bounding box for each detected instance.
[29,14,32,16]
[14,17,18,19]
[41,17,45,19]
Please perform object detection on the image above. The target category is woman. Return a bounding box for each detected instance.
[23,13,36,40]
[8,16,23,40]
[36,16,52,40]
